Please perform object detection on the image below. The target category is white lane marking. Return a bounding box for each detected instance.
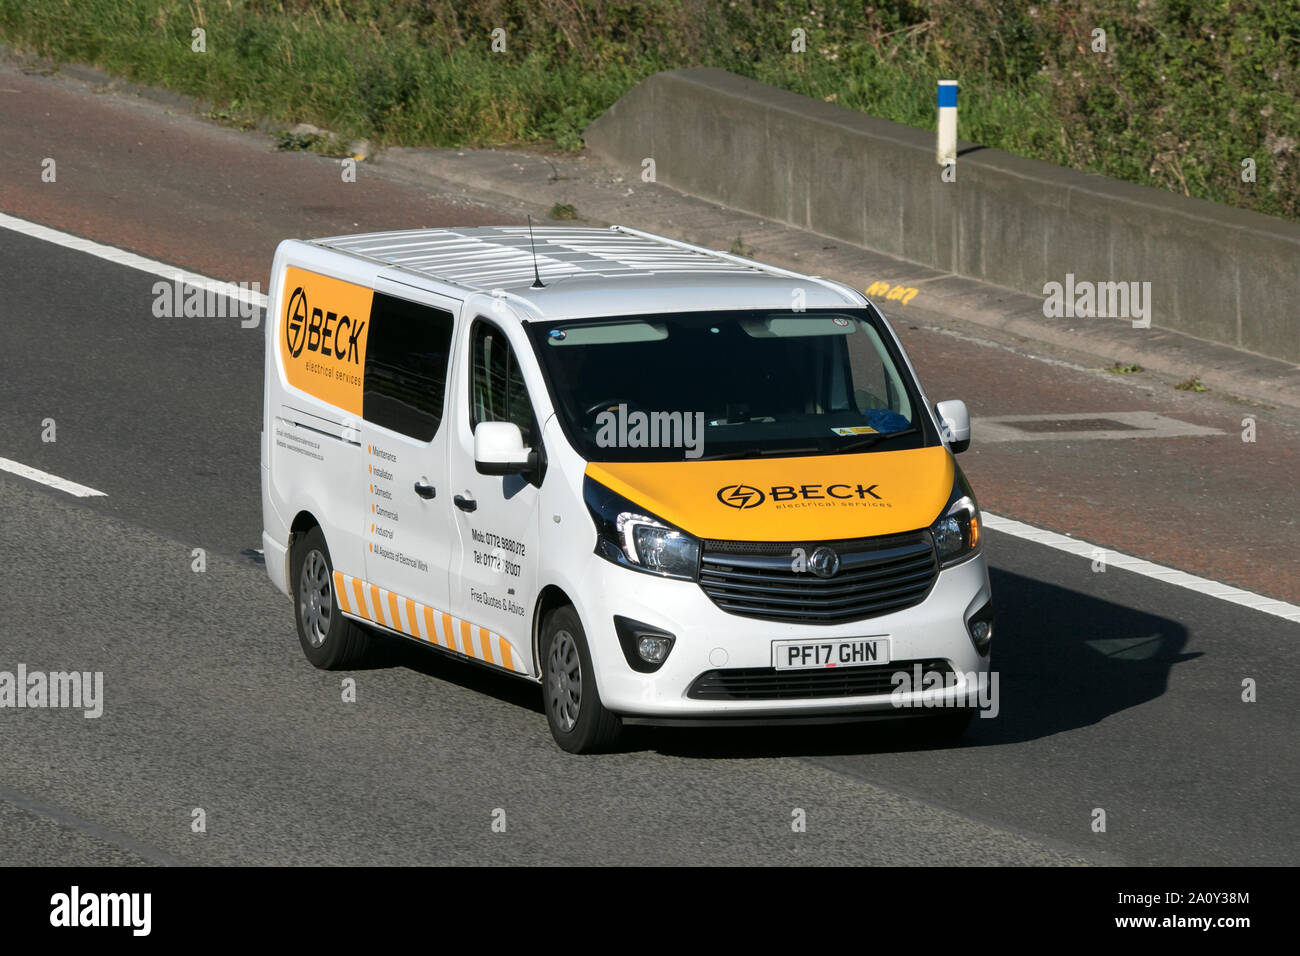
[0,211,267,310]
[983,512,1300,623]
[0,456,107,497]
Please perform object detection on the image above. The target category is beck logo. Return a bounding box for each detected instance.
[717,484,766,509]
[717,482,882,509]
[284,286,365,364]
[285,287,308,357]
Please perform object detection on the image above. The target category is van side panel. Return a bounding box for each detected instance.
[263,243,377,593]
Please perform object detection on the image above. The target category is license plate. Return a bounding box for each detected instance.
[772,638,890,670]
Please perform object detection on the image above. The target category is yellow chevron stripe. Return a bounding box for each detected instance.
[382,590,397,634]
[334,571,351,614]
[351,578,367,620]
[333,572,527,675]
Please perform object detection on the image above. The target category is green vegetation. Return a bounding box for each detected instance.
[1175,376,1209,392]
[547,202,578,220]
[1105,362,1144,374]
[728,233,755,258]
[1,0,1296,220]
[273,127,327,152]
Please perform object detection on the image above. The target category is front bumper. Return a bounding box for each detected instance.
[577,551,993,719]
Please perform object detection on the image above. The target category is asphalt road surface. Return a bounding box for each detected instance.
[1,66,1296,866]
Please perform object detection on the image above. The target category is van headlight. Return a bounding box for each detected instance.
[584,477,701,580]
[931,478,982,567]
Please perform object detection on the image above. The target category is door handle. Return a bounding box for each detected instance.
[453,494,477,513]
[414,480,436,499]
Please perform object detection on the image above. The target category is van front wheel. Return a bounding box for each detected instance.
[540,606,622,754]
[291,526,370,670]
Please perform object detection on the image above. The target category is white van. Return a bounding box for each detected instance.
[262,226,993,752]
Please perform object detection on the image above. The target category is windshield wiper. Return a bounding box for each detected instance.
[695,430,919,460]
[694,445,822,462]
[833,427,919,454]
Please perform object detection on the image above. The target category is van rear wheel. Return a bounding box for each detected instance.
[540,606,622,754]
[291,526,370,669]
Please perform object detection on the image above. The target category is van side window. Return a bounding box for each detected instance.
[470,319,536,447]
[362,292,454,441]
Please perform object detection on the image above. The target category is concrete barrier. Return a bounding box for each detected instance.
[584,67,1300,362]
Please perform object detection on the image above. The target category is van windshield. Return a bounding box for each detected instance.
[527,309,936,462]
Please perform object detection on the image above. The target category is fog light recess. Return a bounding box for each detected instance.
[967,602,994,656]
[614,616,676,673]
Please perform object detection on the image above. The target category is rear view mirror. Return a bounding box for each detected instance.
[935,400,971,453]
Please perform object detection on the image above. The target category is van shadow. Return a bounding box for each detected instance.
[350,567,1199,757]
[637,567,1200,759]
[355,631,546,715]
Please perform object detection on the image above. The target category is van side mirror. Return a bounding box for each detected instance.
[474,422,536,475]
[935,400,971,454]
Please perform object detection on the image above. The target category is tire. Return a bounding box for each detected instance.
[291,525,370,670]
[540,605,622,753]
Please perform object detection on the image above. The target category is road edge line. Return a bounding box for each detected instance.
[0,210,267,309]
[983,511,1300,623]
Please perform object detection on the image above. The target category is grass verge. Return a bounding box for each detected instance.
[1,0,1295,221]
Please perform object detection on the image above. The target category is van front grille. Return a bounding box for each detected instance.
[687,659,953,701]
[698,530,937,624]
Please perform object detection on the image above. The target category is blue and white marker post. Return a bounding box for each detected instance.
[937,80,958,168]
